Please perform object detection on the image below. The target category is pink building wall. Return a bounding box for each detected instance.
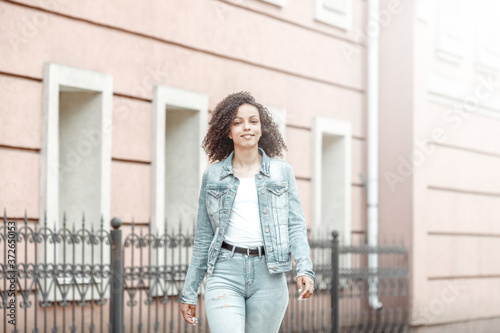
[0,0,367,233]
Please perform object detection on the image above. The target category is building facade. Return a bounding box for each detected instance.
[1,0,499,332]
[379,0,500,332]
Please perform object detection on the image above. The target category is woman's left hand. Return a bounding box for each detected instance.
[296,275,314,300]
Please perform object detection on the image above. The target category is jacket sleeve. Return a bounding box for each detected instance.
[181,169,214,304]
[287,164,315,281]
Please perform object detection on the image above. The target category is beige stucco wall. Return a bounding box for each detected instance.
[380,0,500,331]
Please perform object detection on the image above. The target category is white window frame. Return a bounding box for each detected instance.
[151,85,208,235]
[41,63,113,301]
[474,0,500,74]
[261,0,287,7]
[41,63,113,231]
[435,0,467,65]
[314,0,352,31]
[312,117,352,244]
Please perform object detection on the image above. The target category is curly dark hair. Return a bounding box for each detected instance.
[202,91,287,163]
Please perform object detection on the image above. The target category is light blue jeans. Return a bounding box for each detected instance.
[204,247,289,333]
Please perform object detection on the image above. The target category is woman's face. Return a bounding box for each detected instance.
[228,103,262,150]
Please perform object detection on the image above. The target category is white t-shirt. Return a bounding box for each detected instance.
[224,177,264,248]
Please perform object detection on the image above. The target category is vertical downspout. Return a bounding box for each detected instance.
[367,0,383,310]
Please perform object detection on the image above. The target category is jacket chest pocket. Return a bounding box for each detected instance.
[266,184,289,211]
[206,187,228,227]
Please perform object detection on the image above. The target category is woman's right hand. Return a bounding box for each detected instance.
[180,302,198,326]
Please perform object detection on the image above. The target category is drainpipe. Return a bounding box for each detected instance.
[367,0,383,310]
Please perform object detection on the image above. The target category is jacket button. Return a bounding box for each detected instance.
[265,228,270,233]
[261,189,265,194]
[263,208,267,214]
[268,247,273,252]
[272,266,277,271]
[259,175,263,179]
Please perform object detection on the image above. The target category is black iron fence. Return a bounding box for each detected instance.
[1,211,408,332]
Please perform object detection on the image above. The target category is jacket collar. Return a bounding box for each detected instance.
[220,147,270,180]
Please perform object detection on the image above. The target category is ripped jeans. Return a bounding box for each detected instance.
[204,247,289,333]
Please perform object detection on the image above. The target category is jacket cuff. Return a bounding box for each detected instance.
[295,271,315,282]
[181,294,198,305]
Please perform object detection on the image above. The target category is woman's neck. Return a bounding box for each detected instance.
[232,147,262,174]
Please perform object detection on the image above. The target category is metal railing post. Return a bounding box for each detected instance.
[331,231,339,333]
[110,217,123,333]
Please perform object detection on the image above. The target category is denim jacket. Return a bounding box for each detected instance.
[181,147,314,305]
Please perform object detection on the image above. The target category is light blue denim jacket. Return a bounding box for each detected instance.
[181,147,314,305]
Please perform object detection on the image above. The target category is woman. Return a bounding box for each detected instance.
[180,91,314,333]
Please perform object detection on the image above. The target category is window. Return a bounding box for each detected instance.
[150,86,208,296]
[151,85,208,235]
[314,0,352,30]
[435,0,466,65]
[475,0,500,74]
[41,63,113,300]
[312,117,352,244]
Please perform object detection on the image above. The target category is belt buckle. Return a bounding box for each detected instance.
[247,248,250,256]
